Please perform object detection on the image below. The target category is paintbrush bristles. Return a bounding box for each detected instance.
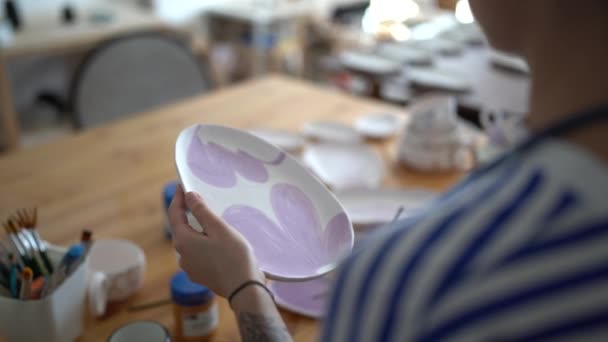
[8,218,20,234]
[15,208,37,229]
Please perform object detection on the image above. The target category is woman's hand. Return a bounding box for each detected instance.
[169,185,263,298]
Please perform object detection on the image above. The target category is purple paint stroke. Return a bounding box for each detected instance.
[222,205,317,275]
[187,130,286,187]
[271,183,323,256]
[187,137,237,188]
[222,182,353,277]
[232,150,269,183]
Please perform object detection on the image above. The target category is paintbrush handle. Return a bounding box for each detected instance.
[7,236,26,268]
[29,231,53,273]
[8,235,25,257]
[32,251,49,277]
[21,255,42,278]
[32,231,46,251]
[16,232,47,277]
[9,265,19,298]
[39,250,54,274]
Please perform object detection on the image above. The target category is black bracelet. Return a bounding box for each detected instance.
[228,280,275,307]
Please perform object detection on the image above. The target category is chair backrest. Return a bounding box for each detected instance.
[71,33,207,129]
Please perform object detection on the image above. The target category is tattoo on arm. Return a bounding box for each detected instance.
[237,312,292,342]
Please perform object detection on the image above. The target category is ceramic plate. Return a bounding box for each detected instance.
[375,43,433,65]
[408,68,471,92]
[269,276,331,319]
[415,38,464,56]
[339,51,402,75]
[488,49,529,74]
[175,125,354,281]
[249,128,305,152]
[355,112,403,139]
[440,23,485,45]
[302,121,362,144]
[302,143,385,191]
[336,189,436,227]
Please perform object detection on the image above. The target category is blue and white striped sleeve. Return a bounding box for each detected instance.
[321,161,608,342]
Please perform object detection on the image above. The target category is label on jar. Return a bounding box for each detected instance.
[182,303,219,337]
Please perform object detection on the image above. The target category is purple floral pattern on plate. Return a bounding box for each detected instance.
[187,130,286,188]
[222,183,352,278]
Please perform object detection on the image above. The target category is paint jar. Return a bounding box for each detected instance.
[171,271,218,341]
[163,181,178,239]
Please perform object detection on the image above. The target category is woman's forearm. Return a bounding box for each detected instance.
[231,285,293,342]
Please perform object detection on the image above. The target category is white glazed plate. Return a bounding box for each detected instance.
[339,51,402,75]
[355,112,403,139]
[175,125,355,281]
[408,68,472,92]
[302,143,385,191]
[488,49,529,74]
[302,121,362,144]
[415,38,464,56]
[336,189,436,227]
[375,43,433,65]
[249,128,305,152]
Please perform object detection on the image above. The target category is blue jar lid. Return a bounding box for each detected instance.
[63,244,85,263]
[170,271,214,307]
[163,181,178,208]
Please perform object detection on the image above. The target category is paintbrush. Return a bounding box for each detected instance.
[2,220,26,269]
[8,253,20,298]
[391,205,405,223]
[5,218,44,277]
[16,208,53,273]
[128,298,172,312]
[8,217,48,277]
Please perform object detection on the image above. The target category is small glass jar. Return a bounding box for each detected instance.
[171,271,218,341]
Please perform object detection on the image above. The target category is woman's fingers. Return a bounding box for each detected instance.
[185,191,228,237]
[170,185,202,244]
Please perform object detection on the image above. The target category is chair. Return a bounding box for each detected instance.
[70,33,208,129]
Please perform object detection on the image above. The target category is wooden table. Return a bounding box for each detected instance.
[0,1,170,152]
[0,76,462,341]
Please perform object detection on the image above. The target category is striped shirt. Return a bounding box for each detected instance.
[322,139,608,341]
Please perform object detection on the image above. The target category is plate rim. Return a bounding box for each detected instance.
[269,280,327,319]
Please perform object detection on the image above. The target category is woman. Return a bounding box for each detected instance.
[170,1,608,340]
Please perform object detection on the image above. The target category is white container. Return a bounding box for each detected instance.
[0,245,87,342]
